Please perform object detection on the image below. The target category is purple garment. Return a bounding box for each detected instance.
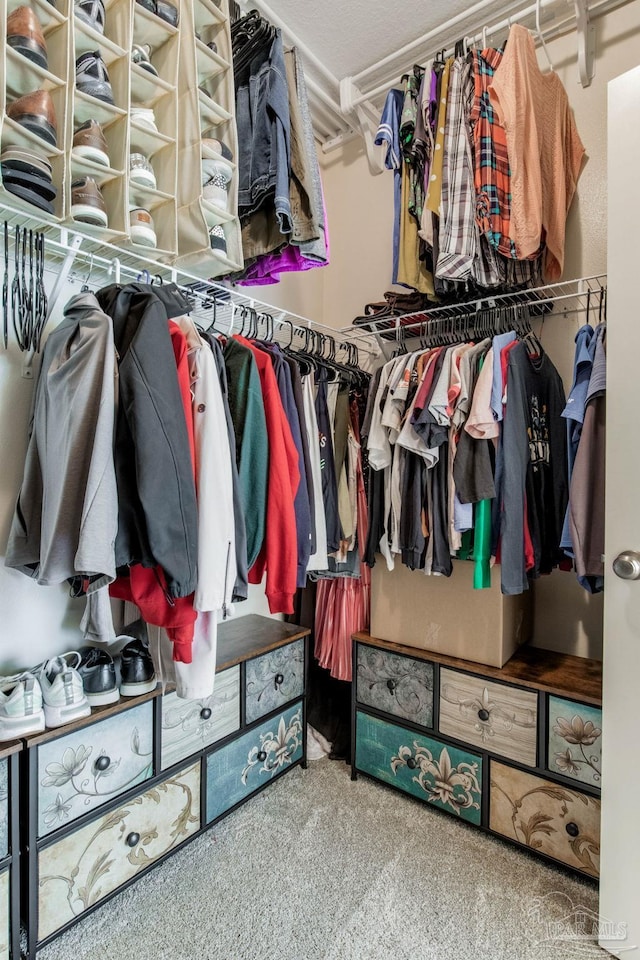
[237,243,323,286]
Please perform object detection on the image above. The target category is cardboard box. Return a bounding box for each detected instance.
[370,560,532,668]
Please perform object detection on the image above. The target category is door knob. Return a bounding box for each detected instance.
[613,551,640,580]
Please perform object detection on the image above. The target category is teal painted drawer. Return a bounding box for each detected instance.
[37,701,154,838]
[245,639,305,724]
[206,701,304,823]
[37,762,200,942]
[0,866,8,960]
[547,696,602,789]
[0,761,7,859]
[355,711,483,825]
[356,644,434,728]
[161,666,241,770]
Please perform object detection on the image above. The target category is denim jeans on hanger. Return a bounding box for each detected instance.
[236,29,291,234]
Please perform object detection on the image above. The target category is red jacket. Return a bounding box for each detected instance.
[233,336,299,613]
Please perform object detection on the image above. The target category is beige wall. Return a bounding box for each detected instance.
[258,1,640,660]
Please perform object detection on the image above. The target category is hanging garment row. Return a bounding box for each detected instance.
[361,297,606,598]
[228,11,330,285]
[376,24,585,300]
[4,281,370,700]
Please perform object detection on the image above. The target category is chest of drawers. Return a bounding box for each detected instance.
[352,632,602,879]
[0,744,20,960]
[19,615,309,958]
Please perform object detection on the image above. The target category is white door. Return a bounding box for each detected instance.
[599,65,640,958]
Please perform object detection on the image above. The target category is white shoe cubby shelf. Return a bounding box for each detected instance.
[1,0,244,273]
[0,0,70,222]
[175,0,243,278]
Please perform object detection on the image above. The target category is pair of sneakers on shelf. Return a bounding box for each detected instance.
[0,624,156,741]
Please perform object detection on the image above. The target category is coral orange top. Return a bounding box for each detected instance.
[489,24,585,281]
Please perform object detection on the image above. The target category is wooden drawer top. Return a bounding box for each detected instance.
[216,615,309,672]
[0,740,22,761]
[354,633,602,706]
[21,687,161,748]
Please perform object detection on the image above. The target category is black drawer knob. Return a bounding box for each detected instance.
[274,673,285,689]
[257,750,268,763]
[406,758,417,770]
[477,709,490,722]
[126,832,140,848]
[386,679,397,692]
[94,755,111,771]
[565,822,580,838]
[200,707,212,720]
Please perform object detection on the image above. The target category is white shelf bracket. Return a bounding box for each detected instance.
[340,77,386,175]
[573,0,595,87]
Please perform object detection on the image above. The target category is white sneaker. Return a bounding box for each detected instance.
[37,652,91,728]
[0,673,45,740]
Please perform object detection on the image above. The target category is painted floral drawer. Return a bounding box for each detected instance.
[490,761,600,877]
[355,711,483,825]
[0,867,8,960]
[547,696,602,789]
[206,700,304,824]
[37,701,154,838]
[37,762,201,943]
[356,644,434,728]
[245,639,305,724]
[0,761,7,860]
[439,669,538,767]
[161,666,241,771]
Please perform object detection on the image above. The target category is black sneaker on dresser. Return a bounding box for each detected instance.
[77,646,119,706]
[119,627,157,697]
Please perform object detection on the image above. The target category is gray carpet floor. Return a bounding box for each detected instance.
[38,759,607,960]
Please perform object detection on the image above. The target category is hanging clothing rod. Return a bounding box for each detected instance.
[338,275,607,341]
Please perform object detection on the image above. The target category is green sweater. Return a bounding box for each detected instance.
[224,338,269,568]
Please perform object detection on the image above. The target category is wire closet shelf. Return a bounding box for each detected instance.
[339,274,608,347]
[0,200,380,367]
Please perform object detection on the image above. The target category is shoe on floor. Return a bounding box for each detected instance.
[72,118,111,167]
[76,50,115,104]
[37,652,91,728]
[6,89,57,147]
[119,633,157,697]
[77,646,119,706]
[71,176,108,227]
[129,207,157,247]
[129,153,156,189]
[6,6,48,70]
[0,673,45,740]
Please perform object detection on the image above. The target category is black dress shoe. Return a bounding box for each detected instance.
[78,646,120,705]
[119,623,157,697]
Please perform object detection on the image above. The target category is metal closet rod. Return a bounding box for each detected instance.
[21,222,380,359]
[337,274,608,340]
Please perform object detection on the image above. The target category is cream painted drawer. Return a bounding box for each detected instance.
[547,696,602,789]
[37,762,201,942]
[161,666,241,770]
[490,761,600,877]
[0,867,8,960]
[439,669,538,766]
[37,701,154,838]
[245,639,305,724]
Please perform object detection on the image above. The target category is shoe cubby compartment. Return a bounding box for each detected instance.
[129,140,175,210]
[70,113,127,185]
[5,0,68,29]
[198,80,232,132]
[194,0,226,30]
[127,196,177,261]
[0,148,65,222]
[5,19,69,96]
[66,173,129,243]
[133,1,180,42]
[74,52,130,116]
[74,0,131,57]
[130,88,177,143]
[2,81,67,155]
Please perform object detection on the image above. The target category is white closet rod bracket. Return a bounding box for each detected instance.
[339,78,385,175]
[573,0,596,86]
